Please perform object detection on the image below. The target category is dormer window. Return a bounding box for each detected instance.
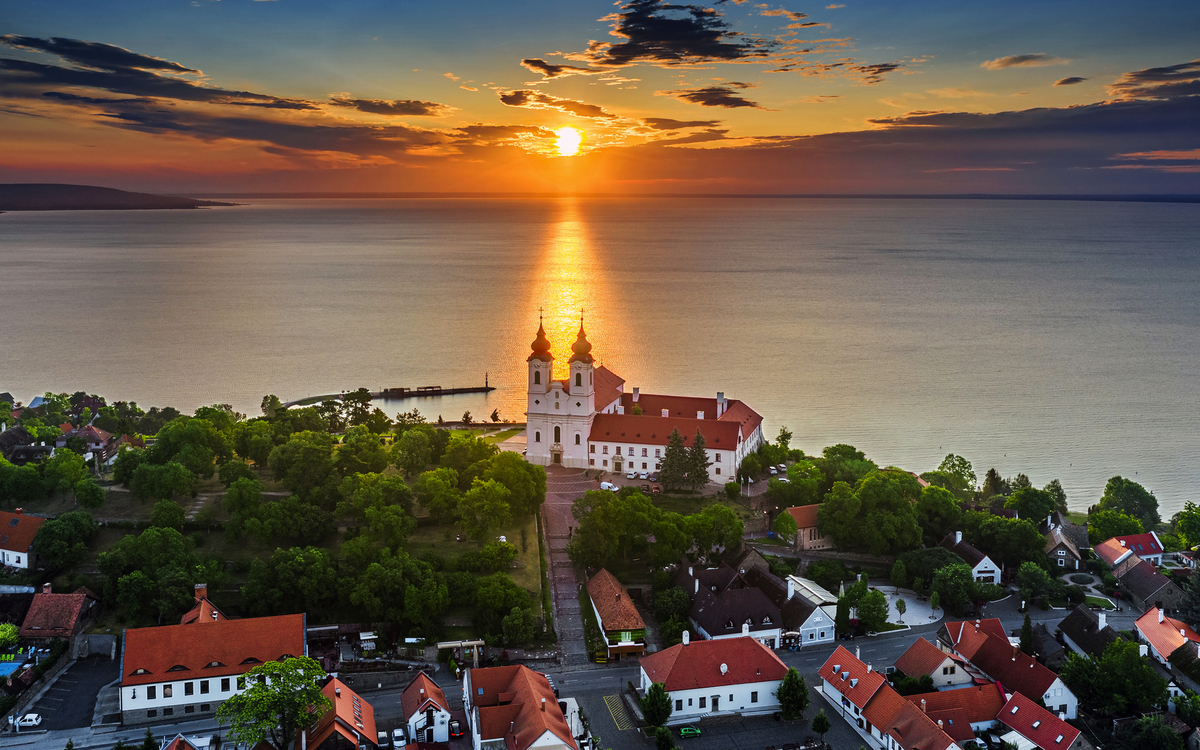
[763,616,772,625]
[725,619,734,629]
[167,665,189,672]
[131,668,150,676]
[241,657,261,665]
[1032,720,1041,729]
[205,661,225,668]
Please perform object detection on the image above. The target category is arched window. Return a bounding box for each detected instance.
[533,370,541,385]
[575,372,582,387]
[575,434,581,445]
[554,426,561,443]
[535,431,541,443]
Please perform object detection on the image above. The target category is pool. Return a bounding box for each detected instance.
[0,661,25,677]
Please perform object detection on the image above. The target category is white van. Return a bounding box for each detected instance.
[600,481,618,491]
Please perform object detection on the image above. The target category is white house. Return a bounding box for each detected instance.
[401,672,452,744]
[942,532,1002,584]
[1136,607,1200,666]
[638,635,788,722]
[463,664,576,750]
[892,638,977,689]
[120,597,306,725]
[0,509,44,569]
[523,320,765,477]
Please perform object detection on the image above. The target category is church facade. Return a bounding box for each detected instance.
[524,321,766,481]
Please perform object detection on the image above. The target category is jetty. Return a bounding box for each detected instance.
[282,376,495,408]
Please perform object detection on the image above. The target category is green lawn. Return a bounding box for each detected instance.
[1085,595,1115,610]
[482,428,523,444]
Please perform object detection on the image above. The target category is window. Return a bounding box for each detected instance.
[575,434,580,445]
[200,681,209,695]
[676,700,683,711]
[15,556,19,564]
[819,631,825,638]
[589,459,595,466]
[943,666,955,675]
[185,682,194,696]
[809,633,814,640]
[602,445,608,454]
[554,426,561,443]
[163,685,173,698]
[534,371,541,385]
[655,449,661,457]
[575,373,582,387]
[164,708,173,716]
[715,453,721,462]
[642,463,647,469]
[715,468,721,475]
[616,446,622,455]
[185,706,195,714]
[1058,550,1066,555]
[590,444,595,453]
[699,697,706,709]
[603,460,608,467]
[688,698,693,706]
[751,692,758,703]
[1058,558,1065,566]
[642,448,647,457]
[221,678,230,692]
[237,676,246,690]
[147,710,157,718]
[534,431,541,443]
[148,686,157,700]
[201,704,210,712]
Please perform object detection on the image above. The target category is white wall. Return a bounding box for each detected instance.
[122,673,243,716]
[407,705,452,743]
[663,679,782,722]
[798,609,835,647]
[1041,678,1077,719]
[0,548,29,568]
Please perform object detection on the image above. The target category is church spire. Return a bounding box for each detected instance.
[568,313,594,364]
[528,310,553,362]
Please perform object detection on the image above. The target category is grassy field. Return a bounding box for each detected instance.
[1085,595,1115,609]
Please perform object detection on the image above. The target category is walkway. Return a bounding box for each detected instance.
[541,466,598,668]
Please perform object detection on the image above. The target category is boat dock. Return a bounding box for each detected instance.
[282,377,495,408]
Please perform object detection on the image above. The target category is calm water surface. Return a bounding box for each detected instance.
[2,197,1197,515]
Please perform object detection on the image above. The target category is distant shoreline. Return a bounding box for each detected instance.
[0,183,237,211]
[182,191,1200,204]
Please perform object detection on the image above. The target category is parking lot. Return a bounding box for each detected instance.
[29,656,120,730]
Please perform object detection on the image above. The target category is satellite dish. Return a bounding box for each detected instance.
[720,663,728,674]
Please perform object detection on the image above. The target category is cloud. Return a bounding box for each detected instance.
[565,0,778,68]
[1107,59,1200,99]
[460,86,479,92]
[641,116,722,129]
[981,53,1070,70]
[498,89,617,120]
[851,62,903,84]
[443,72,460,81]
[801,94,839,103]
[658,81,765,108]
[0,35,198,74]
[329,96,456,117]
[1054,76,1087,86]
[520,58,600,80]
[759,8,807,21]
[1115,149,1200,161]
[928,88,989,98]
[923,167,1016,173]
[825,3,844,7]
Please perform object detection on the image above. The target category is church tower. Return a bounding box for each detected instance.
[568,321,595,413]
[525,318,554,466]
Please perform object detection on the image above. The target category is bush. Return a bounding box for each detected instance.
[1065,585,1087,605]
[806,559,853,593]
[1070,573,1093,584]
[724,482,740,500]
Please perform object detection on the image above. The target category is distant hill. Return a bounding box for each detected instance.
[0,184,236,211]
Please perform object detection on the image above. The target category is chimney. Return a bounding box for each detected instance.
[695,579,700,595]
[1058,712,1066,721]
[720,663,728,675]
[954,531,962,545]
[742,623,750,636]
[335,687,341,697]
[42,583,51,595]
[683,631,690,645]
[541,698,546,712]
[856,646,860,659]
[697,411,705,420]
[661,409,669,418]
[867,664,872,673]
[1160,608,1165,623]
[15,508,22,516]
[632,388,640,402]
[616,405,624,415]
[938,720,944,728]
[1120,539,1126,547]
[420,689,424,695]
[1047,514,1052,527]
[1183,629,1188,638]
[920,699,927,713]
[194,583,208,602]
[787,578,796,600]
[716,393,725,418]
[616,593,620,602]
[1097,612,1106,630]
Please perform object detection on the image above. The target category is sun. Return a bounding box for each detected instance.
[554,126,584,156]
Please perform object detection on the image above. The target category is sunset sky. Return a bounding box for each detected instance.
[3,0,1199,193]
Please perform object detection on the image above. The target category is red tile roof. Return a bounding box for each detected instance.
[1115,532,1162,556]
[593,366,625,411]
[469,665,576,750]
[400,672,448,721]
[894,638,955,678]
[1093,538,1135,568]
[305,678,376,750]
[882,700,957,750]
[961,633,1059,702]
[904,681,1007,725]
[180,596,228,625]
[0,510,45,556]
[1136,607,1200,660]
[785,505,819,529]
[818,645,887,708]
[641,636,788,692]
[861,682,909,730]
[19,586,97,639]
[942,619,1008,657]
[924,707,976,742]
[586,569,644,632]
[997,692,1080,749]
[122,613,305,686]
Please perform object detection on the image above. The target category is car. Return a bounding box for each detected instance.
[449,720,464,739]
[650,484,662,494]
[678,726,701,738]
[10,714,42,728]
[392,728,407,747]
[778,464,788,472]
[648,472,658,481]
[377,731,390,748]
[600,481,618,491]
[639,471,649,480]
[626,470,637,479]
[777,477,789,483]
[769,466,777,475]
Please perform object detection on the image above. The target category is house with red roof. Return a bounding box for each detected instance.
[785,505,833,552]
[300,678,378,750]
[1112,532,1165,565]
[401,672,451,743]
[120,586,306,725]
[997,692,1090,750]
[941,532,1001,584]
[585,569,646,660]
[893,637,979,690]
[463,664,578,750]
[0,508,46,570]
[522,322,764,477]
[55,424,119,461]
[1092,538,1139,576]
[904,681,1008,737]
[1136,607,1200,665]
[19,583,99,643]
[638,635,788,722]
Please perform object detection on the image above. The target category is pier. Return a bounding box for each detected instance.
[281,376,495,408]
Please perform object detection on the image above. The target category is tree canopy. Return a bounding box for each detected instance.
[216,656,331,750]
[1098,475,1159,527]
[816,470,922,555]
[1060,638,1167,715]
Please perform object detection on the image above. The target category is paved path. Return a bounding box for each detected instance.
[541,467,599,667]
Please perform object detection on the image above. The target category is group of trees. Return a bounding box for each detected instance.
[657,428,714,492]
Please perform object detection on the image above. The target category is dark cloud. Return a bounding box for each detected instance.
[981,53,1069,70]
[1107,59,1200,99]
[1054,77,1087,86]
[567,0,777,68]
[659,81,764,108]
[851,62,903,84]
[498,90,616,120]
[519,59,600,79]
[42,90,154,106]
[1,35,198,74]
[329,96,456,117]
[655,127,730,145]
[642,116,721,129]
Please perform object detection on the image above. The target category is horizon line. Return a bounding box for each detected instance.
[176,192,1200,203]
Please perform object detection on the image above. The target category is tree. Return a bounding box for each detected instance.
[895,598,906,623]
[502,606,536,645]
[817,471,921,556]
[685,429,711,490]
[490,409,501,423]
[980,468,1006,499]
[142,729,156,750]
[218,460,256,488]
[1121,716,1184,750]
[931,563,976,616]
[413,467,461,523]
[890,559,908,588]
[1005,487,1057,524]
[150,499,186,531]
[474,573,531,635]
[929,591,940,611]
[1087,509,1143,545]
[969,515,1046,569]
[44,449,87,500]
[739,453,762,479]
[242,547,337,618]
[393,429,432,476]
[811,710,831,745]
[216,656,331,750]
[1016,562,1053,603]
[654,726,676,750]
[772,510,797,540]
[74,477,106,508]
[776,667,809,720]
[1179,567,1200,630]
[0,622,18,648]
[642,682,673,726]
[835,597,851,635]
[462,410,473,425]
[261,394,285,419]
[857,589,889,631]
[937,453,976,493]
[914,485,962,546]
[33,510,97,572]
[458,478,512,541]
[334,425,389,477]
[129,461,195,501]
[269,431,336,498]
[1044,479,1068,513]
[1099,475,1159,527]
[4,463,46,504]
[1060,638,1167,715]
[658,429,689,490]
[483,451,547,517]
[1020,614,1034,656]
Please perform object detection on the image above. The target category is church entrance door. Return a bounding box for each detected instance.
[614,460,623,473]
[552,452,561,464]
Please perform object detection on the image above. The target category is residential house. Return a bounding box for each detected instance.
[675,563,782,649]
[904,682,1008,739]
[941,532,1001,584]
[997,692,1090,750]
[1046,512,1090,554]
[1119,559,1183,612]
[0,425,33,461]
[1136,607,1200,666]
[1033,623,1067,671]
[300,678,378,750]
[1112,532,1165,565]
[1044,528,1081,571]
[937,619,1078,719]
[161,734,221,750]
[55,425,118,462]
[1092,538,1140,577]
[585,569,645,660]
[120,588,306,725]
[463,664,576,750]
[787,575,839,612]
[1057,605,1119,659]
[639,635,787,722]
[785,505,833,552]
[741,568,835,649]
[401,672,452,744]
[0,509,46,570]
[180,584,227,625]
[892,638,977,689]
[19,583,99,643]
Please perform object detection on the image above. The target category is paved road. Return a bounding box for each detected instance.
[542,467,599,668]
[29,657,120,731]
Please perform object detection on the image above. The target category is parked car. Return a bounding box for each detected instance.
[639,471,649,480]
[778,464,788,472]
[769,466,777,475]
[448,720,463,739]
[626,470,638,479]
[600,481,618,491]
[650,484,662,494]
[777,478,789,483]
[648,472,658,481]
[679,726,701,738]
[392,728,407,747]
[377,731,390,748]
[10,714,42,728]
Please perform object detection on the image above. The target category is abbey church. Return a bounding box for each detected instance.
[524,320,766,481]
